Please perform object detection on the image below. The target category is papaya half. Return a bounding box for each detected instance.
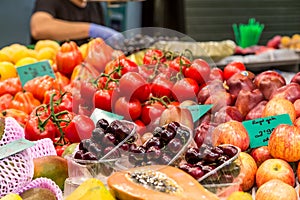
[33,155,68,190]
[107,165,219,200]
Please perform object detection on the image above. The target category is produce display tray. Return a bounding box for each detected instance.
[216,59,300,73]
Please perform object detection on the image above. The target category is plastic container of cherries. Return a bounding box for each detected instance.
[115,121,194,170]
[178,143,242,199]
[64,118,137,194]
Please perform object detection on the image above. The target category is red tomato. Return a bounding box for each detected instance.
[134,119,146,136]
[209,67,224,82]
[114,97,142,121]
[54,137,70,156]
[223,61,246,80]
[169,56,191,75]
[25,114,57,141]
[0,94,13,111]
[119,72,151,102]
[172,78,200,102]
[184,58,211,85]
[105,56,138,79]
[143,49,165,65]
[56,41,83,76]
[141,102,166,125]
[64,114,95,143]
[151,76,174,99]
[94,89,113,112]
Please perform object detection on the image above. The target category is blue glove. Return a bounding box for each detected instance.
[89,23,122,41]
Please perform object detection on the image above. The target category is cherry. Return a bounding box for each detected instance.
[188,166,205,180]
[160,152,172,164]
[167,137,183,154]
[144,136,163,149]
[152,126,164,137]
[202,149,220,163]
[179,163,193,173]
[91,128,105,144]
[166,121,180,134]
[185,147,200,164]
[96,118,109,129]
[74,150,84,159]
[82,152,97,160]
[160,129,175,144]
[79,139,90,152]
[103,133,117,146]
[146,146,162,160]
[220,145,238,158]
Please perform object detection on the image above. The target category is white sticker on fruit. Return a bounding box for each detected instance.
[90,108,124,124]
[0,138,35,160]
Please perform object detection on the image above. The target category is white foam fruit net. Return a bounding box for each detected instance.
[0,117,34,197]
[18,177,63,200]
[0,150,34,197]
[29,138,57,159]
[0,117,25,146]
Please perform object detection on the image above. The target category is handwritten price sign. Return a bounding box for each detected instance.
[16,60,55,87]
[242,114,293,148]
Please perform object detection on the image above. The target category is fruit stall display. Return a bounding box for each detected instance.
[1,35,300,200]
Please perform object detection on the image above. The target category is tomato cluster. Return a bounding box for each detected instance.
[84,49,220,134]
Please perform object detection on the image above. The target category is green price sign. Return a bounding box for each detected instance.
[16,60,55,87]
[90,108,124,125]
[182,104,213,122]
[242,114,293,148]
[0,138,35,160]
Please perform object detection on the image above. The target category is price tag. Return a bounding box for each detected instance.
[16,60,55,87]
[90,108,124,124]
[0,138,35,160]
[182,104,213,122]
[242,114,293,148]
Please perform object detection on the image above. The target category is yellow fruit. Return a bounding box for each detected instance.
[0,50,12,62]
[35,40,60,52]
[65,178,115,200]
[292,34,300,41]
[0,193,23,200]
[27,49,38,59]
[227,191,253,200]
[79,43,88,59]
[37,47,56,61]
[281,36,291,47]
[15,57,38,67]
[0,61,17,81]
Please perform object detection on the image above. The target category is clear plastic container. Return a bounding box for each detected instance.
[115,123,194,170]
[198,144,242,199]
[64,119,137,195]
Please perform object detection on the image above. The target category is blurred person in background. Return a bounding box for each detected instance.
[30,0,120,46]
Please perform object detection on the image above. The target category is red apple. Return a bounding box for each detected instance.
[262,97,296,123]
[235,88,264,117]
[253,70,286,100]
[297,162,300,184]
[238,152,257,191]
[256,179,297,200]
[245,100,267,120]
[295,117,300,128]
[256,158,295,188]
[294,99,300,118]
[270,82,300,103]
[268,124,300,162]
[250,146,272,167]
[211,120,250,151]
